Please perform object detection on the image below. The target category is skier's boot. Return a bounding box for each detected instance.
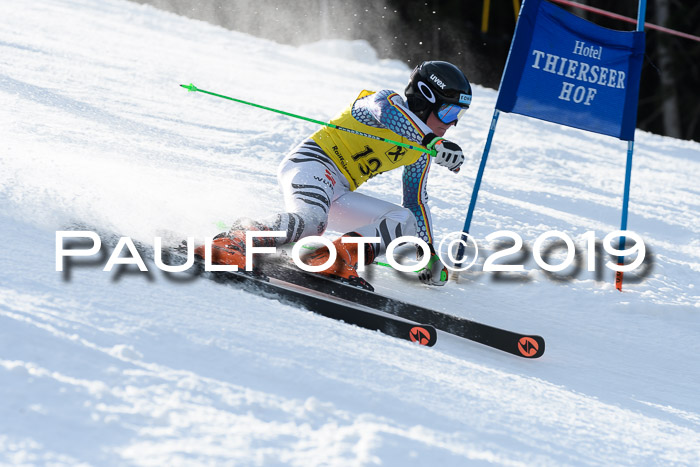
[193,219,277,272]
[194,231,248,270]
[304,233,375,291]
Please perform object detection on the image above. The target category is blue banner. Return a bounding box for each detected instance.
[496,0,645,140]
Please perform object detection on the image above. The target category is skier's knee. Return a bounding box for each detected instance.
[298,213,329,238]
[385,207,418,237]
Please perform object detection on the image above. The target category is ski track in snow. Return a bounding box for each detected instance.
[1,0,699,465]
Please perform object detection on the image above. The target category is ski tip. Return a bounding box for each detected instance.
[409,325,437,347]
[180,83,198,92]
[516,335,545,358]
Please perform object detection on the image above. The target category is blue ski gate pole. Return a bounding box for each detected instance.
[615,0,647,292]
[455,109,501,268]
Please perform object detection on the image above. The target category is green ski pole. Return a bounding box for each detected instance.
[181,83,436,156]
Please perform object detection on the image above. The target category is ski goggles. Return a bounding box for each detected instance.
[436,103,469,124]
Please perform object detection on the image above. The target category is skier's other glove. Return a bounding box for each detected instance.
[422,133,465,173]
[416,244,449,286]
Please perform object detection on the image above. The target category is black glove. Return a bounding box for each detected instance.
[422,133,465,173]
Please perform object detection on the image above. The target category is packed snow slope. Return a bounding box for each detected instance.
[1,0,700,465]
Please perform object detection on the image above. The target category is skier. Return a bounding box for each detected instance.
[197,60,472,290]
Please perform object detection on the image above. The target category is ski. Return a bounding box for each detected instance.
[164,249,438,347]
[81,230,538,356]
[257,257,545,359]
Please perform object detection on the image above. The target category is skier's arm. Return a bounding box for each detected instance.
[403,155,449,286]
[354,90,465,171]
[402,152,434,244]
[352,89,431,143]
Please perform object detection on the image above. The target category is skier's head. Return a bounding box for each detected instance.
[405,60,472,132]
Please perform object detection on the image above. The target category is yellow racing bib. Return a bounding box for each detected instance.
[311,90,425,190]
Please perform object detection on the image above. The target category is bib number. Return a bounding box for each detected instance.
[351,145,383,177]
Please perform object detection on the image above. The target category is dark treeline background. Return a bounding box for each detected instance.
[131,0,700,142]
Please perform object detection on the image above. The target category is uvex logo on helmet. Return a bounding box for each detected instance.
[429,74,447,89]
